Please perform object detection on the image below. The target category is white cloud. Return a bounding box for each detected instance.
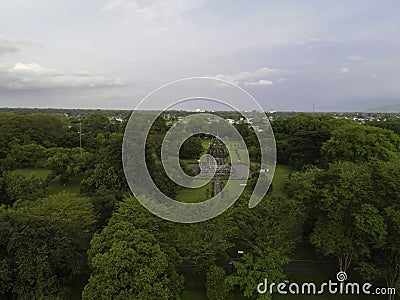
[341,67,350,73]
[0,63,124,90]
[244,79,273,86]
[213,67,278,85]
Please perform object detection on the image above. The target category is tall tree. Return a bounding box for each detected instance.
[272,113,345,167]
[46,147,91,184]
[290,162,387,275]
[82,223,184,300]
[321,124,400,164]
[0,192,96,299]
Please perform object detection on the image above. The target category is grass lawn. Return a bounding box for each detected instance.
[270,165,294,197]
[48,175,81,194]
[201,139,212,154]
[13,168,81,195]
[175,179,212,203]
[13,168,51,179]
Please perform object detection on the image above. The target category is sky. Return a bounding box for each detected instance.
[0,0,400,111]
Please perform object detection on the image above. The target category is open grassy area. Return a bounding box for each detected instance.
[13,168,81,195]
[201,139,212,154]
[13,168,51,179]
[270,165,294,197]
[175,179,212,203]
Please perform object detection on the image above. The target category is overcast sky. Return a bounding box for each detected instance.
[0,0,399,111]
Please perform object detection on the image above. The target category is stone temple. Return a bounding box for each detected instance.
[192,138,249,196]
[206,138,230,176]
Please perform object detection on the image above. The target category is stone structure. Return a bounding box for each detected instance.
[204,138,230,176]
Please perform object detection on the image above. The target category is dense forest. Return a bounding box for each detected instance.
[0,110,399,299]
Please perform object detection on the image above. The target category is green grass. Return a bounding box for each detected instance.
[48,175,81,195]
[175,164,295,204]
[13,168,81,195]
[270,165,294,197]
[201,139,212,154]
[13,168,51,179]
[175,179,212,203]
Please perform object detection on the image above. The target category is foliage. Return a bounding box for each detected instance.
[321,124,400,164]
[272,114,344,167]
[227,193,303,299]
[0,192,96,299]
[289,162,388,273]
[82,222,184,300]
[7,142,46,168]
[227,248,288,299]
[0,113,67,148]
[46,147,91,184]
[16,192,97,245]
[2,172,48,205]
[205,265,232,300]
[179,137,203,159]
[355,161,400,298]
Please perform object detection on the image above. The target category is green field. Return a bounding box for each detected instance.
[13,168,81,195]
[201,139,212,154]
[270,165,294,197]
[175,179,212,203]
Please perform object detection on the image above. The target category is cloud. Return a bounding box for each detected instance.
[102,0,206,28]
[0,63,124,90]
[0,39,19,56]
[244,79,273,86]
[213,67,278,85]
[341,67,350,73]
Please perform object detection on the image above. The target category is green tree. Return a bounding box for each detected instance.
[227,247,288,299]
[0,113,67,148]
[290,162,387,276]
[227,193,303,299]
[3,172,47,205]
[179,137,203,159]
[82,223,184,300]
[8,142,46,168]
[0,195,95,300]
[356,161,400,299]
[321,124,400,164]
[46,147,91,184]
[206,265,232,300]
[17,192,97,245]
[272,114,344,167]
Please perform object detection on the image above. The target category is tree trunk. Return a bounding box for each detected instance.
[338,254,351,294]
